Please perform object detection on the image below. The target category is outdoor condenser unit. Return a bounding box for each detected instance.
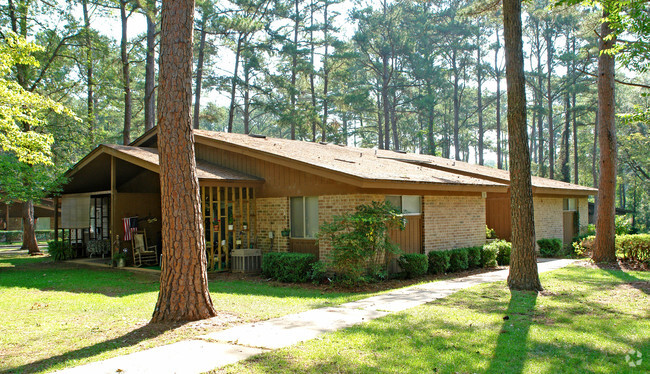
[231,248,262,273]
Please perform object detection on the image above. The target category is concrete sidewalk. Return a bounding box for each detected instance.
[56,258,576,374]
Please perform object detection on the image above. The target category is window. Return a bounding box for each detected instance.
[563,198,577,211]
[385,195,421,215]
[290,196,319,238]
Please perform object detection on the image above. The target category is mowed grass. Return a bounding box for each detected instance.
[218,265,650,374]
[0,254,374,373]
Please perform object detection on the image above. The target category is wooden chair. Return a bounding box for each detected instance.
[132,230,158,267]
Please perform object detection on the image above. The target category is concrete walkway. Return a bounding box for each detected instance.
[56,258,576,374]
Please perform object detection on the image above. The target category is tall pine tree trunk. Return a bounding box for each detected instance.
[545,28,554,179]
[193,26,207,130]
[144,0,156,131]
[228,36,243,133]
[152,0,217,323]
[593,13,617,263]
[452,49,460,160]
[477,33,484,165]
[120,0,132,145]
[503,0,542,291]
[82,0,95,143]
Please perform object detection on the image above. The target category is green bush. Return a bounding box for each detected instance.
[486,225,496,239]
[484,240,511,266]
[1,230,54,243]
[466,246,482,269]
[616,234,650,263]
[448,248,469,272]
[261,252,316,283]
[480,244,498,268]
[428,250,450,274]
[537,238,563,257]
[47,240,75,261]
[308,260,328,284]
[397,253,428,279]
[319,201,404,286]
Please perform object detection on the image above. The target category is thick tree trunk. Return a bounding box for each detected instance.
[193,27,207,130]
[144,0,157,131]
[593,14,617,263]
[503,0,542,291]
[23,201,41,255]
[121,0,132,145]
[152,0,217,323]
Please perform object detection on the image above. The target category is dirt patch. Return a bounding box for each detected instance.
[574,259,649,272]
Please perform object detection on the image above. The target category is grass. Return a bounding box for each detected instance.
[217,264,650,374]
[0,254,375,373]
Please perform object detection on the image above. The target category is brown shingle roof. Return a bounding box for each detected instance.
[102,144,262,182]
[193,130,506,190]
[374,150,597,195]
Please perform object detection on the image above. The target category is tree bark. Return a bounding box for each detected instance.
[321,0,329,143]
[572,35,578,184]
[503,0,542,291]
[452,48,460,160]
[477,32,484,165]
[121,0,132,145]
[495,22,502,169]
[290,0,299,140]
[23,201,41,255]
[193,26,207,130]
[558,32,571,182]
[152,0,217,322]
[593,13,617,263]
[228,35,243,133]
[545,27,554,179]
[82,0,95,143]
[144,0,157,131]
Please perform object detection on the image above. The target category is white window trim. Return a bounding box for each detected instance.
[290,196,318,239]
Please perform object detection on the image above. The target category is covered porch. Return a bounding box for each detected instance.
[59,144,262,269]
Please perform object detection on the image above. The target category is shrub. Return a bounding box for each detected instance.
[484,240,511,266]
[615,215,632,235]
[397,253,428,279]
[47,240,75,261]
[572,235,595,257]
[448,248,469,272]
[1,230,54,243]
[308,260,328,284]
[486,225,496,239]
[466,246,482,269]
[537,238,563,257]
[428,250,450,274]
[319,201,404,285]
[480,244,498,268]
[616,234,650,264]
[261,252,316,283]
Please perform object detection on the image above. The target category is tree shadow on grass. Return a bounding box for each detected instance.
[485,289,538,374]
[7,321,184,374]
[596,262,650,295]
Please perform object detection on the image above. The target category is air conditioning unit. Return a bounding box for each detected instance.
[231,248,262,273]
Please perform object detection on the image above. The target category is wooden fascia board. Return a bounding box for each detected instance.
[198,180,264,187]
[102,147,161,174]
[129,126,158,146]
[194,136,368,187]
[531,187,597,197]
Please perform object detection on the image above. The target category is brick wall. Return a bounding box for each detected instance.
[423,195,486,253]
[318,194,384,261]
[255,197,290,253]
[533,197,563,241]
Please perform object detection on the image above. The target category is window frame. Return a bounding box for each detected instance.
[385,195,422,216]
[290,196,319,239]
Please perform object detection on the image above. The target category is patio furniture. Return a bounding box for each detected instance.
[132,230,158,267]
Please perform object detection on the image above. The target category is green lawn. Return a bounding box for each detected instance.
[218,265,650,374]
[0,254,375,373]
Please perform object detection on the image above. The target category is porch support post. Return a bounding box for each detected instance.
[53,197,59,241]
[111,156,117,258]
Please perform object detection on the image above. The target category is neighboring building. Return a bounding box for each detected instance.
[0,200,56,231]
[58,128,596,268]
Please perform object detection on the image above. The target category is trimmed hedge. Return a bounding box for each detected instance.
[397,253,428,279]
[428,250,451,274]
[466,246,482,269]
[1,230,54,243]
[448,248,469,272]
[484,239,511,266]
[480,244,498,268]
[261,252,316,283]
[616,234,650,263]
[537,238,563,257]
[47,240,75,261]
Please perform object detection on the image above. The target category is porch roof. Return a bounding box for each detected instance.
[62,144,263,194]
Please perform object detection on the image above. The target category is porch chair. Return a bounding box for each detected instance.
[132,230,158,267]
